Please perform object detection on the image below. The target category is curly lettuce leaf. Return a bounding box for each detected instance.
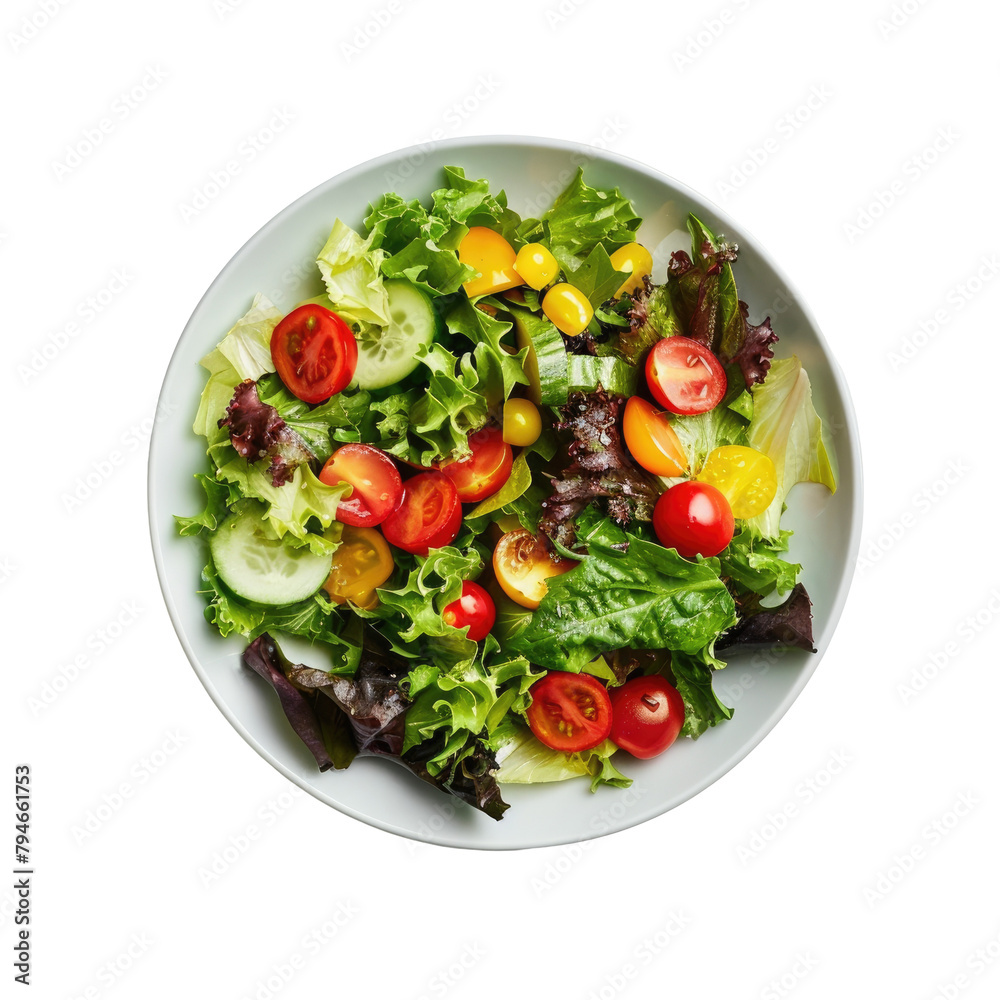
[193,293,282,444]
[526,168,641,270]
[316,220,390,326]
[446,296,529,406]
[745,356,837,538]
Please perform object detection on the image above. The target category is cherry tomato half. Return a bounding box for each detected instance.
[381,471,461,556]
[442,581,496,642]
[652,480,734,559]
[319,444,403,528]
[323,525,394,610]
[493,529,576,610]
[270,304,358,404]
[527,671,613,753]
[609,676,685,759]
[438,427,513,503]
[622,396,688,477]
[645,336,726,415]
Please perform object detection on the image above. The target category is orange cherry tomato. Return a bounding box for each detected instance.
[492,530,576,610]
[622,397,687,477]
[323,525,394,610]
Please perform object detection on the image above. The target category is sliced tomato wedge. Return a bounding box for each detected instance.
[271,303,358,404]
[526,671,612,752]
[645,336,726,415]
[381,471,461,555]
[319,444,403,528]
[438,427,513,503]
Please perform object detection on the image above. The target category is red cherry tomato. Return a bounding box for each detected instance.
[645,336,726,415]
[319,444,403,528]
[270,304,358,403]
[526,671,612,753]
[609,676,685,759]
[652,480,734,558]
[442,581,496,642]
[438,427,513,503]
[381,471,461,555]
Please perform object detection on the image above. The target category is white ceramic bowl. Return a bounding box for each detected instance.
[148,136,861,850]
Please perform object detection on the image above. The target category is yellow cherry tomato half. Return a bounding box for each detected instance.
[697,445,777,519]
[513,243,560,290]
[622,397,687,477]
[503,398,542,447]
[542,283,593,337]
[493,530,576,610]
[610,242,654,297]
[323,525,394,610]
[459,227,522,298]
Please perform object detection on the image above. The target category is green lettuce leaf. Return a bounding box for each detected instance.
[493,721,631,790]
[669,367,752,474]
[316,220,390,327]
[504,518,737,671]
[746,356,838,538]
[199,559,362,673]
[669,646,733,738]
[527,168,641,270]
[193,293,282,444]
[174,473,242,536]
[721,528,801,597]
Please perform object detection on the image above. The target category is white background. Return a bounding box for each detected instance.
[5,0,999,997]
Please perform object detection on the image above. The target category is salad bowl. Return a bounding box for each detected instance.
[148,135,861,850]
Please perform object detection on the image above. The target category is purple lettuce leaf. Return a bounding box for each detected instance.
[219,380,317,487]
[715,583,816,655]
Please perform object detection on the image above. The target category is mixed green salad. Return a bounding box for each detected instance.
[177,165,837,820]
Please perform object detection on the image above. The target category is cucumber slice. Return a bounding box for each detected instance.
[209,510,330,606]
[511,308,568,406]
[567,355,638,397]
[352,279,438,390]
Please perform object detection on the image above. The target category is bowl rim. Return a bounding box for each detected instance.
[148,133,863,850]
